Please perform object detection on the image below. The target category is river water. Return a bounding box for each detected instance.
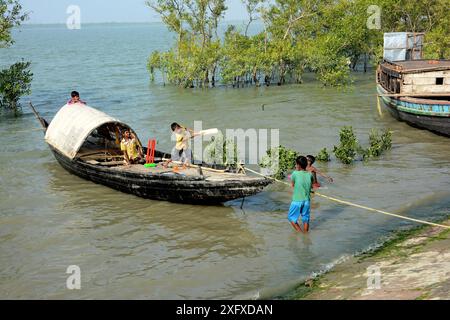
[1,23,449,299]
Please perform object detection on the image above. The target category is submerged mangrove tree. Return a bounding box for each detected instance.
[147,0,449,88]
[0,0,32,116]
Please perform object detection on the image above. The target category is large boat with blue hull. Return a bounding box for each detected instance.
[376,33,450,137]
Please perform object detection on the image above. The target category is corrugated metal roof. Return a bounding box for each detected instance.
[44,103,130,159]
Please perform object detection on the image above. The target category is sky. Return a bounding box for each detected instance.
[20,0,249,24]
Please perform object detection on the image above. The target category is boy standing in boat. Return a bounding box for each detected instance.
[288,156,314,233]
[165,123,200,167]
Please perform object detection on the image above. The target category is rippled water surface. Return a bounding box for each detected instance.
[1,24,449,299]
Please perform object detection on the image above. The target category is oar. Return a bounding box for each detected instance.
[198,128,219,136]
[28,102,49,130]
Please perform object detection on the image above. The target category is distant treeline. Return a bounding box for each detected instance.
[146,0,449,88]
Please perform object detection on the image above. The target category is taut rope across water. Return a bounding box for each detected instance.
[245,167,450,229]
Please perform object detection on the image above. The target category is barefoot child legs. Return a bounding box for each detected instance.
[288,201,303,232]
[299,201,311,232]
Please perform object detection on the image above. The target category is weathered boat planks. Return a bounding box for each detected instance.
[376,59,450,137]
[33,104,271,204]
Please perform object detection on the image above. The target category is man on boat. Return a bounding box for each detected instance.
[121,130,143,165]
[68,91,86,105]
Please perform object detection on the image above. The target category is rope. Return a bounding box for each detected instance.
[245,167,450,229]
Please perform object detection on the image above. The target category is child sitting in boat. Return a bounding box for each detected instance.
[288,156,313,233]
[306,155,333,189]
[121,130,143,165]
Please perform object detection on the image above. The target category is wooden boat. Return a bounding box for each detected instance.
[376,60,450,136]
[32,103,271,204]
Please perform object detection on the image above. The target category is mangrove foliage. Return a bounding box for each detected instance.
[147,0,450,88]
[0,0,31,115]
[260,126,393,179]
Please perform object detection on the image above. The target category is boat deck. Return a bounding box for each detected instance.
[108,163,265,182]
[383,60,450,73]
[77,147,266,182]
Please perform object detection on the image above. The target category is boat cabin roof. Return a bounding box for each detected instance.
[45,104,138,159]
[382,59,450,74]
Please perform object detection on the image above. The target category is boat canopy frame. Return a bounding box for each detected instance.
[45,103,141,160]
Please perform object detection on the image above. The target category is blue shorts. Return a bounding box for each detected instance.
[288,200,310,224]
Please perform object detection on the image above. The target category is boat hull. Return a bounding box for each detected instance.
[377,84,450,137]
[49,146,271,204]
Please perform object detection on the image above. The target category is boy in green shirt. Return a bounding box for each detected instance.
[288,156,314,232]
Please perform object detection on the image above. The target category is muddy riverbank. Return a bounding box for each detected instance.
[283,218,450,300]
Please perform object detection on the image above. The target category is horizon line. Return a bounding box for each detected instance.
[22,19,251,26]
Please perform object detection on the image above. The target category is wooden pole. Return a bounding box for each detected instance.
[28,102,48,130]
[376,95,383,117]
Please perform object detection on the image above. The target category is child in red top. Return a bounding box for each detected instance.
[306,155,333,189]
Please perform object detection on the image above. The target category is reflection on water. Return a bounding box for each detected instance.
[0,24,449,299]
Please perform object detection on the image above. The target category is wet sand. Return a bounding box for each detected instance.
[287,218,450,300]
